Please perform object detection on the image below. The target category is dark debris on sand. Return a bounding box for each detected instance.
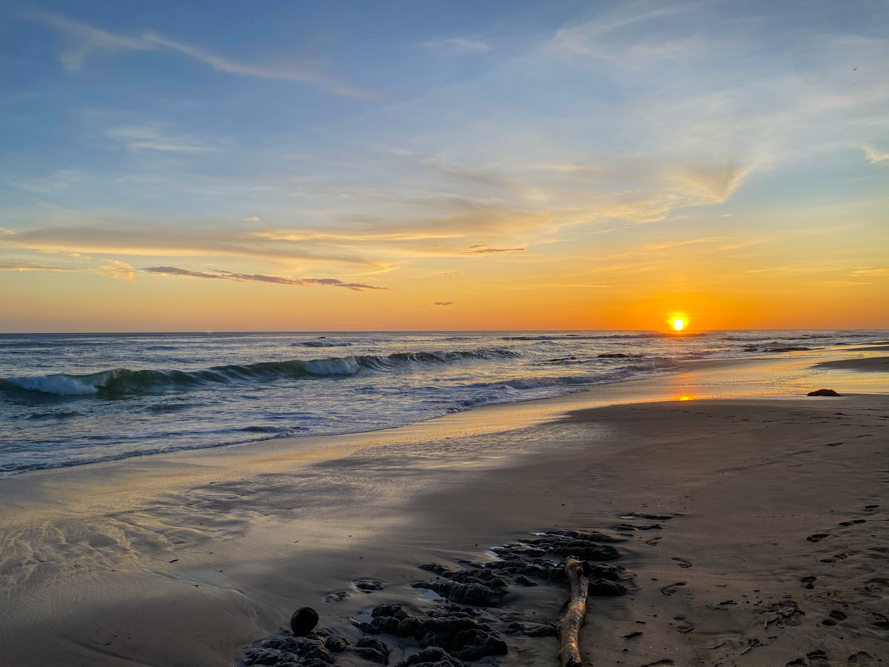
[239,528,632,667]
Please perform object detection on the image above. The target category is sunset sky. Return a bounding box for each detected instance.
[1,0,887,332]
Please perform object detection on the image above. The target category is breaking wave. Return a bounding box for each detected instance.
[0,348,521,397]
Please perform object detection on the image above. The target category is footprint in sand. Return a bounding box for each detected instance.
[799,575,817,589]
[807,533,830,542]
[671,557,692,569]
[661,582,686,596]
[864,505,879,511]
[673,616,694,633]
[322,590,350,602]
[645,536,662,546]
[823,610,848,626]
[640,661,674,667]
[847,651,874,665]
[839,519,867,526]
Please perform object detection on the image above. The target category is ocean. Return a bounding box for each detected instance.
[0,330,884,477]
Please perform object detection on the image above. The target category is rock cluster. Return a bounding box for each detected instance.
[245,630,390,667]
[355,604,507,661]
[240,526,631,667]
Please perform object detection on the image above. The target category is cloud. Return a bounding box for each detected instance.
[861,145,889,164]
[245,216,261,222]
[97,259,136,282]
[107,125,216,153]
[422,38,490,56]
[462,244,526,254]
[0,261,84,272]
[27,10,377,99]
[143,266,389,291]
[666,165,749,203]
[0,227,378,266]
[434,301,454,306]
[443,272,461,277]
[852,266,889,277]
[642,237,724,251]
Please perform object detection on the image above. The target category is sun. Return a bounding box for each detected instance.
[672,318,685,331]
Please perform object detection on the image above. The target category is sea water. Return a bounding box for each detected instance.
[0,330,884,476]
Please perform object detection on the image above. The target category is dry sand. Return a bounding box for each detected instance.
[1,353,887,667]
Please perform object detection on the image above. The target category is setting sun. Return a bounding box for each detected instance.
[672,318,685,331]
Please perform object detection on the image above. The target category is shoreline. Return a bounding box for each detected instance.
[5,345,888,484]
[0,350,887,666]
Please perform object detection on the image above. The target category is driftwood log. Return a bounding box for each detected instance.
[558,557,591,667]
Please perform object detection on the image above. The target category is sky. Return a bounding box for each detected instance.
[0,0,887,332]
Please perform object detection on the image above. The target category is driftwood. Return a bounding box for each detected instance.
[558,557,591,667]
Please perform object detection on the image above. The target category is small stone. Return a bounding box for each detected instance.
[290,607,320,637]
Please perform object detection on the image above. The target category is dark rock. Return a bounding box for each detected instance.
[290,607,320,637]
[619,512,672,521]
[354,579,385,592]
[352,637,391,664]
[514,574,537,586]
[807,389,841,397]
[395,647,465,667]
[358,604,507,662]
[589,578,628,596]
[324,635,350,652]
[245,649,285,666]
[612,523,661,531]
[411,579,506,607]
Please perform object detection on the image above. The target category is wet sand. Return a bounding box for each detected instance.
[1,351,887,666]
[816,356,889,372]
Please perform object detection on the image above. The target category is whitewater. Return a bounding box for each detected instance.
[0,330,884,476]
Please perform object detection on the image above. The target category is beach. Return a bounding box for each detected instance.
[1,349,887,667]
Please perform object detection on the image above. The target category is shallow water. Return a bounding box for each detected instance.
[0,330,884,476]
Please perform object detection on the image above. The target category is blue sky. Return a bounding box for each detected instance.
[0,0,887,331]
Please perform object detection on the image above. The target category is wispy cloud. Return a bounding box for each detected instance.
[462,244,526,255]
[861,145,889,164]
[421,38,490,56]
[245,216,261,222]
[107,126,215,153]
[26,10,377,99]
[0,227,378,266]
[0,261,84,272]
[433,301,454,306]
[97,259,136,282]
[143,266,389,291]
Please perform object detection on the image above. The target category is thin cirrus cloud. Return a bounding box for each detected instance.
[107,126,215,153]
[0,227,379,266]
[462,244,525,255]
[433,301,454,306]
[0,261,84,272]
[25,10,377,99]
[421,37,490,56]
[143,266,389,292]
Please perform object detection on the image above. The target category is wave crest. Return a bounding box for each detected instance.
[1,348,521,397]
